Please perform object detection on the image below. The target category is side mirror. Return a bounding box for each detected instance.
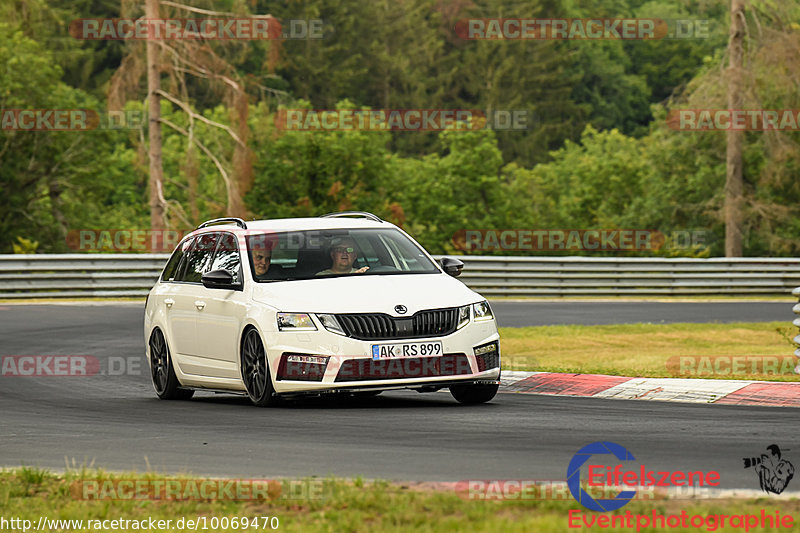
[202,269,241,290]
[439,257,464,277]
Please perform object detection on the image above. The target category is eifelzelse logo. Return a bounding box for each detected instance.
[567,441,721,512]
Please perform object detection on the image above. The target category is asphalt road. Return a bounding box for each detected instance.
[490,300,794,327]
[0,303,797,487]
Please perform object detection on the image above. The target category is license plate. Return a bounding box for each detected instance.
[371,341,443,360]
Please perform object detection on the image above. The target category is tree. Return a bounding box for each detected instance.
[725,0,745,256]
[0,24,138,252]
[111,0,280,227]
[391,124,507,252]
[246,101,395,220]
[145,0,165,229]
[667,0,800,255]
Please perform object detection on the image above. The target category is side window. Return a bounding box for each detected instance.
[169,237,196,282]
[208,232,241,284]
[176,233,218,283]
[161,239,189,282]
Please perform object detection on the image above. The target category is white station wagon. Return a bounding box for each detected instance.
[144,212,500,406]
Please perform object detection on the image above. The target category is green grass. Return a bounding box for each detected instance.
[488,295,795,301]
[500,321,800,380]
[16,465,54,485]
[1,469,797,532]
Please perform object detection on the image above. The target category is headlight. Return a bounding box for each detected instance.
[277,313,317,331]
[457,304,470,329]
[316,313,346,336]
[472,301,493,322]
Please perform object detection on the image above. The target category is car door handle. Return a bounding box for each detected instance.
[195,300,206,310]
[164,298,174,308]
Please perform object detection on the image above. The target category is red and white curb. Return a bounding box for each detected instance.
[499,371,800,407]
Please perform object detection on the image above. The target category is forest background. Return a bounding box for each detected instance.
[1,0,799,256]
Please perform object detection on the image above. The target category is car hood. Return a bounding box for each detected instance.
[251,273,482,315]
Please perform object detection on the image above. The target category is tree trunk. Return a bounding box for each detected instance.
[47,178,68,246]
[146,0,166,230]
[185,144,199,225]
[725,0,745,256]
[229,87,251,218]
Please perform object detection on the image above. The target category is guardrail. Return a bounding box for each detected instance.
[792,287,800,361]
[0,254,168,298]
[457,256,800,297]
[1,254,800,299]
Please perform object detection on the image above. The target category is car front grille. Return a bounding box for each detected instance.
[336,308,459,340]
[334,353,471,382]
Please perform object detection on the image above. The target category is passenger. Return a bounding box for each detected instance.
[317,237,369,275]
[252,248,273,279]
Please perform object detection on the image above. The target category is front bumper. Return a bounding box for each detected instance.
[266,319,500,394]
[275,377,501,399]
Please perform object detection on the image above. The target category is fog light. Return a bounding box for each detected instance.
[473,341,500,372]
[277,353,329,381]
[286,354,329,365]
[474,342,497,356]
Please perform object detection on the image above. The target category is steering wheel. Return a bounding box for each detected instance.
[367,265,400,273]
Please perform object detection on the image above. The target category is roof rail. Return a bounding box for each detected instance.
[319,211,383,223]
[197,217,248,230]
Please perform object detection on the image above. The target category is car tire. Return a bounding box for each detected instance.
[241,328,277,407]
[449,383,499,404]
[148,328,194,400]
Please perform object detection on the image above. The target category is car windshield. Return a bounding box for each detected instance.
[246,228,440,282]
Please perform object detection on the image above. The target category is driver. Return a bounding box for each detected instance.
[251,248,273,280]
[317,237,369,276]
[249,234,277,280]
